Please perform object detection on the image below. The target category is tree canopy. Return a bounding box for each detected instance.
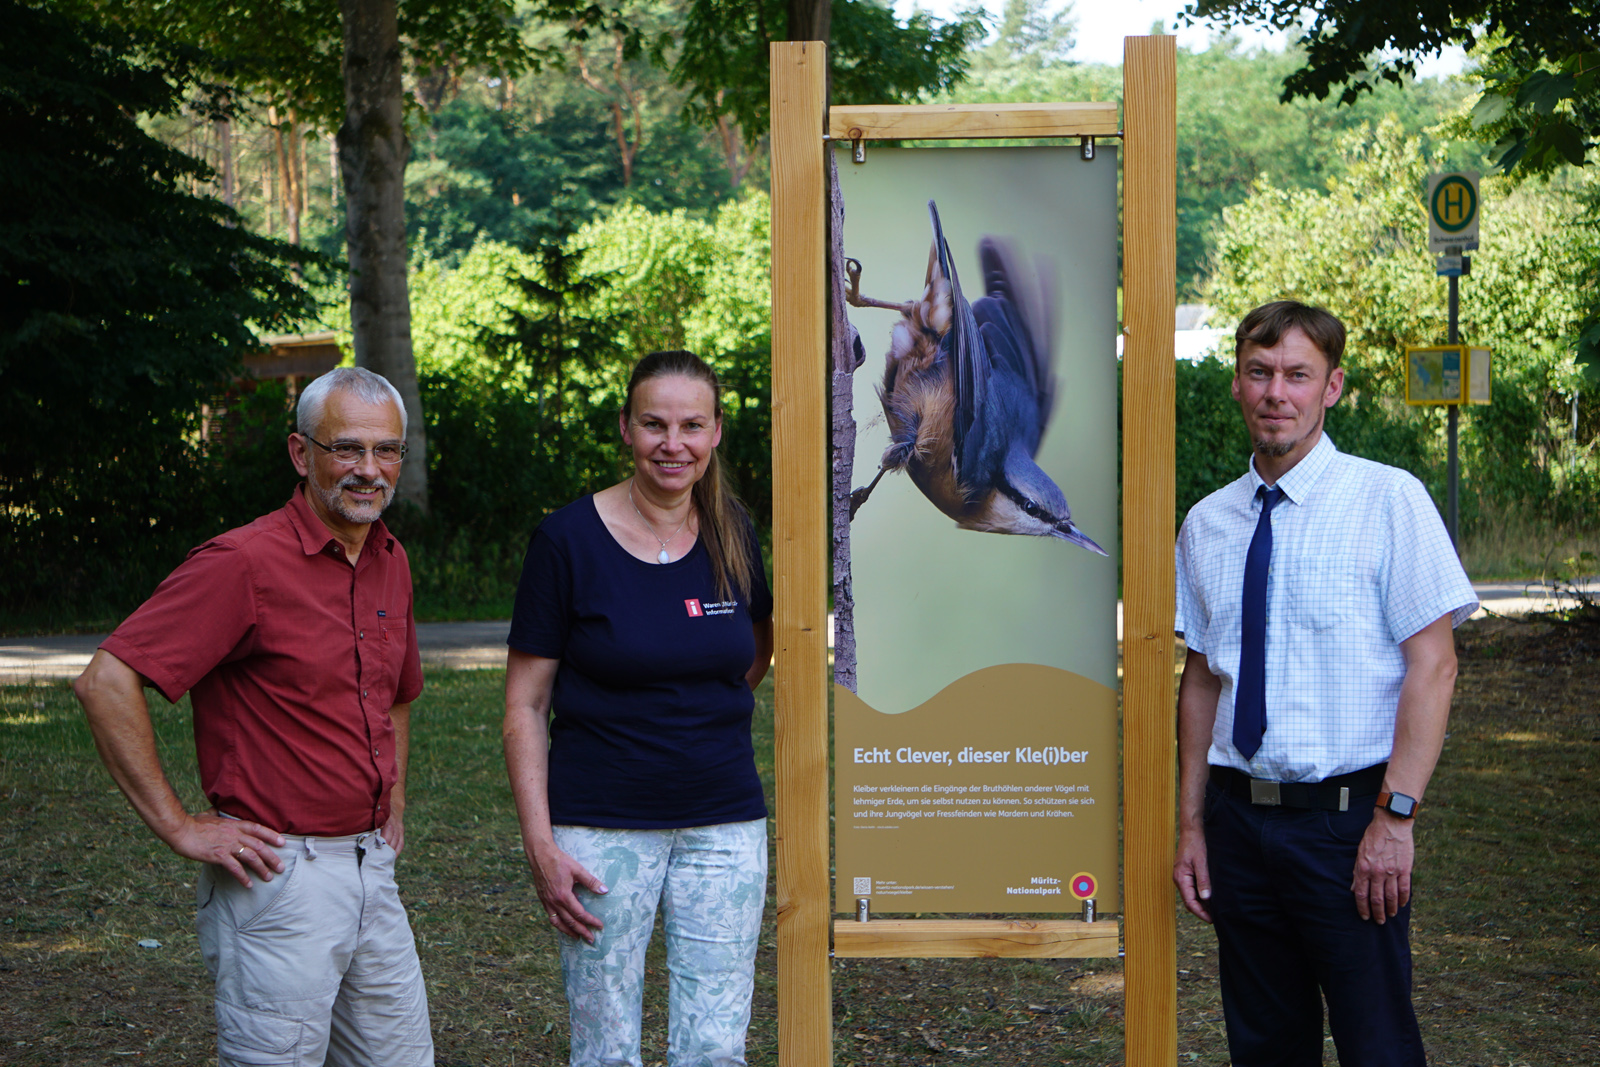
[937,27,1478,294]
[673,0,984,143]
[1184,0,1600,175]
[0,0,318,623]
[1196,120,1600,534]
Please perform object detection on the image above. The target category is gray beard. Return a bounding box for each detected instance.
[309,467,393,525]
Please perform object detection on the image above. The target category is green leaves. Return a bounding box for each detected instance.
[1471,92,1511,128]
[1184,1,1600,177]
[1,1,319,617]
[1514,69,1576,114]
[406,192,774,540]
[672,0,982,144]
[1576,320,1600,385]
[1478,63,1591,172]
[1202,119,1600,529]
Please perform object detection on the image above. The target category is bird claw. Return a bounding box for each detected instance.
[848,485,872,520]
[844,256,915,313]
[849,466,890,520]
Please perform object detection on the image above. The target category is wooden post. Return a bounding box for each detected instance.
[1121,34,1178,1067]
[773,41,1174,1062]
[769,41,831,1067]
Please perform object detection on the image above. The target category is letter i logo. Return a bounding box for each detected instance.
[684,599,704,617]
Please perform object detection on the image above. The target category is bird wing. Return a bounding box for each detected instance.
[928,200,989,495]
[976,237,1056,437]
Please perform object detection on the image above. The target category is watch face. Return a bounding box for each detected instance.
[1387,793,1417,818]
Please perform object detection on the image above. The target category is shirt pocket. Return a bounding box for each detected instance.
[1285,557,1363,633]
[379,621,410,672]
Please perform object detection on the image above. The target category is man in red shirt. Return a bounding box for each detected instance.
[74,367,433,1067]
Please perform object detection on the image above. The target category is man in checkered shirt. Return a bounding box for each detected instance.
[1173,301,1477,1067]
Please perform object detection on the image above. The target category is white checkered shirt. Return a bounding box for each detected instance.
[1175,433,1478,782]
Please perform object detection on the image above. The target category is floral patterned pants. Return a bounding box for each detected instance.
[552,819,767,1067]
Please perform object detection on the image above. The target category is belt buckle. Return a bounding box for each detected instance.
[1249,779,1281,806]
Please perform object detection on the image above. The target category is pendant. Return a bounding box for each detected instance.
[658,548,671,564]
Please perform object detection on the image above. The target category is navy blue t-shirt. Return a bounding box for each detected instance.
[507,496,772,829]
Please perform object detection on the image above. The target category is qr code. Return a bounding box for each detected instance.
[852,877,871,895]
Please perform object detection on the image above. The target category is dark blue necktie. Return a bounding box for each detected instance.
[1234,485,1284,759]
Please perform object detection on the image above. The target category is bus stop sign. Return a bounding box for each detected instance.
[1427,172,1480,252]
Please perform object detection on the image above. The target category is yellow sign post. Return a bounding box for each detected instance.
[1426,172,1480,252]
[1420,171,1488,547]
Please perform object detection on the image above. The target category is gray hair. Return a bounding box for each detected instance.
[297,367,407,438]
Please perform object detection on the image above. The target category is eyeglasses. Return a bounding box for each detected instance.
[303,434,407,465]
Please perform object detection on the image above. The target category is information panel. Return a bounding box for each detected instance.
[1405,344,1493,405]
[1407,345,1463,403]
[832,146,1120,914]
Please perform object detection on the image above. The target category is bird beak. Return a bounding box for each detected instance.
[1053,522,1109,556]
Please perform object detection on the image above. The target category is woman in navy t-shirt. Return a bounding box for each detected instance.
[504,350,773,1067]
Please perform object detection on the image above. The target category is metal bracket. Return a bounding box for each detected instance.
[855,897,871,922]
[1081,136,1095,161]
[1081,898,1096,923]
[851,134,865,165]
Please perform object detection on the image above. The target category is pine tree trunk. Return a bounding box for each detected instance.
[337,0,428,513]
[265,153,276,237]
[215,115,235,208]
[714,109,747,190]
[289,107,307,236]
[270,105,301,246]
[328,133,339,206]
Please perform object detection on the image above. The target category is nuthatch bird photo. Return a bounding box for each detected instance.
[847,200,1107,556]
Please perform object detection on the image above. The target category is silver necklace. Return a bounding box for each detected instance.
[628,481,690,564]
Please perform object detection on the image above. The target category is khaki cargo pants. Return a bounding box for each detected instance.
[196,830,433,1066]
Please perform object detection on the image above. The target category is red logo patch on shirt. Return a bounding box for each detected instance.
[684,599,704,617]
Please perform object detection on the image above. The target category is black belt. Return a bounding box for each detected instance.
[1210,763,1386,812]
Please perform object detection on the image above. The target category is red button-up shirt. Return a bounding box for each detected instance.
[102,488,424,836]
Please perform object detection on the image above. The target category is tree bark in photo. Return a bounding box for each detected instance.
[338,0,428,512]
[829,149,863,691]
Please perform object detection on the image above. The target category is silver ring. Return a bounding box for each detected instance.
[236,847,248,857]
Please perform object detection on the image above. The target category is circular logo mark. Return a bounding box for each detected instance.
[1069,872,1097,900]
[1430,176,1477,233]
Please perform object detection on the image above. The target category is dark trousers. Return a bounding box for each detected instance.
[1204,781,1426,1067]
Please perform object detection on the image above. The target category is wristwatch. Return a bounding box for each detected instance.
[1376,790,1420,819]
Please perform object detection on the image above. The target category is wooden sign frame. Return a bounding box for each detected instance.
[769,37,1176,1066]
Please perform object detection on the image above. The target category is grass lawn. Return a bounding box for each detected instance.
[1,616,1595,1065]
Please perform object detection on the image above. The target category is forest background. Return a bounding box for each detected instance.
[3,0,1598,632]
